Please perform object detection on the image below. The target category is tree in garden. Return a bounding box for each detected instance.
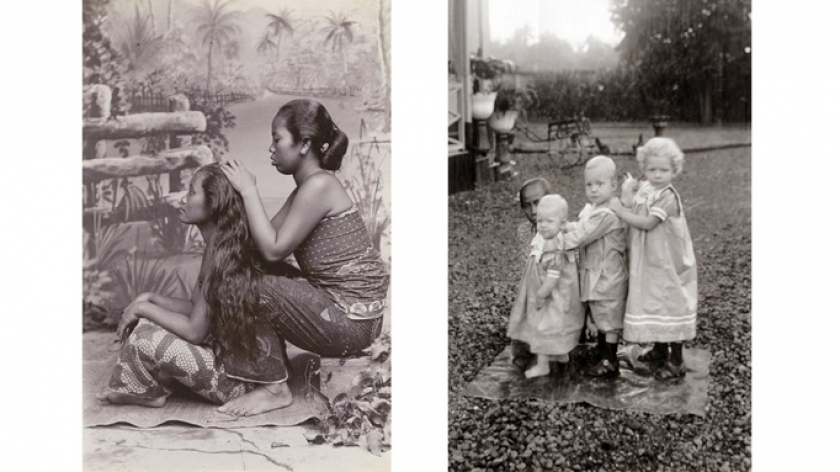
[322,11,356,79]
[118,2,164,75]
[609,0,751,123]
[265,7,294,67]
[192,0,242,92]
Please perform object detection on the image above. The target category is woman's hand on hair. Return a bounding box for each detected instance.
[220,160,258,196]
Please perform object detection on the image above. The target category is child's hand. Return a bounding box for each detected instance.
[608,197,624,214]
[621,172,638,192]
[620,172,639,203]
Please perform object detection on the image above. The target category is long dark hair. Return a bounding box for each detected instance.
[275,99,349,171]
[195,164,263,363]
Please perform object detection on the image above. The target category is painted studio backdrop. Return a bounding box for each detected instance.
[82,0,391,330]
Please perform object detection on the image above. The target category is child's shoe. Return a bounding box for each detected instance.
[654,360,687,379]
[639,343,668,364]
[585,358,619,378]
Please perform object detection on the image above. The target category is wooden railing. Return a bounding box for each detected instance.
[83,84,216,257]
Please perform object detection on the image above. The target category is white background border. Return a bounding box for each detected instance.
[3,0,840,470]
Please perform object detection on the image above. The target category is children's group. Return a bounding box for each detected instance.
[507,137,697,381]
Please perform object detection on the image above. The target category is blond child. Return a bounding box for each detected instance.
[562,156,628,378]
[608,138,698,379]
[507,195,585,378]
[511,178,551,368]
[516,177,552,259]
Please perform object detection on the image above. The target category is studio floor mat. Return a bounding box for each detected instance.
[462,344,710,416]
[84,355,329,429]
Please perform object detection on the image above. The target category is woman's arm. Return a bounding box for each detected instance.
[138,284,210,344]
[221,161,343,262]
[118,278,210,344]
[147,293,193,315]
[243,175,343,262]
[269,188,297,230]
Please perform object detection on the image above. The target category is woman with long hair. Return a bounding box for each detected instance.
[99,100,389,416]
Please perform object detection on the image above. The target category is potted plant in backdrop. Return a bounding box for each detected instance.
[488,85,538,134]
[469,57,510,120]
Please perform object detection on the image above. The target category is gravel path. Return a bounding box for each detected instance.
[449,148,751,472]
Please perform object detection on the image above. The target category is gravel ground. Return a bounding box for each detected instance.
[449,146,751,472]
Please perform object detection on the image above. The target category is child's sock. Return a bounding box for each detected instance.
[640,342,668,362]
[597,331,607,354]
[669,342,684,365]
[606,342,618,364]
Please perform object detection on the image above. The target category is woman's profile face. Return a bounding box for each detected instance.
[269,117,304,175]
[179,172,210,225]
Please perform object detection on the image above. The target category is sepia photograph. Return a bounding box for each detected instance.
[81,0,391,470]
[449,0,751,470]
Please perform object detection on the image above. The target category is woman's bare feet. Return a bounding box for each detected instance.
[97,389,166,408]
[218,382,294,416]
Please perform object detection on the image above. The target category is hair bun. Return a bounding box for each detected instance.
[322,127,348,171]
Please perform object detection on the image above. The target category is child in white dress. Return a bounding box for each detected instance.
[562,156,628,378]
[512,178,551,368]
[608,138,698,379]
[507,195,585,378]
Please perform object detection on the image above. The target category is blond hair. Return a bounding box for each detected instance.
[536,194,568,218]
[636,137,685,176]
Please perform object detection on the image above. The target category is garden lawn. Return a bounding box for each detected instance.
[449,143,751,471]
[516,120,751,154]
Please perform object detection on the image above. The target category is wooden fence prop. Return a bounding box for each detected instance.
[83,84,215,257]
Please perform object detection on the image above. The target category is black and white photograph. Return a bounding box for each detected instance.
[81,0,391,469]
[449,0,752,470]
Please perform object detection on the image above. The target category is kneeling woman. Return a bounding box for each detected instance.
[99,100,388,416]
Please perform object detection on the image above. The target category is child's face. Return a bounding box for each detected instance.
[643,155,674,189]
[520,184,547,225]
[584,167,617,206]
[535,206,566,240]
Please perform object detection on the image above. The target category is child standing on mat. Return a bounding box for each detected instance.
[608,138,698,379]
[511,177,551,368]
[507,195,585,378]
[562,156,628,378]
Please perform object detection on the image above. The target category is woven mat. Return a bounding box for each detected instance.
[84,354,329,429]
[462,344,710,416]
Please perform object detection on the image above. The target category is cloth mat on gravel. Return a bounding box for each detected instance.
[462,344,710,416]
[84,354,329,429]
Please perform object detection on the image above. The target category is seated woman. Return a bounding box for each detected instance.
[98,100,389,416]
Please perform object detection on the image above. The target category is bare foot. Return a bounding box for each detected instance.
[218,382,294,416]
[524,363,550,378]
[97,389,166,408]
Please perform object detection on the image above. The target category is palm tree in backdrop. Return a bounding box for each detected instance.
[119,2,164,75]
[256,30,277,59]
[265,8,294,68]
[192,0,241,92]
[322,11,355,80]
